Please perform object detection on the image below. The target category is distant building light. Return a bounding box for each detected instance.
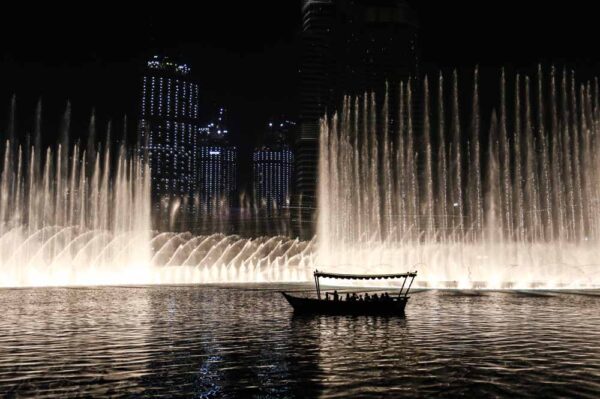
[209,151,221,155]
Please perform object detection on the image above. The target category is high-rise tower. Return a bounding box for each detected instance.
[253,119,295,210]
[295,0,336,238]
[139,55,201,201]
[197,108,237,213]
[295,0,419,238]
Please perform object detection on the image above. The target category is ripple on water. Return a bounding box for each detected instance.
[1,287,600,398]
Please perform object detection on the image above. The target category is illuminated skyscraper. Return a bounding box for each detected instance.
[253,119,295,210]
[139,55,200,201]
[197,108,237,212]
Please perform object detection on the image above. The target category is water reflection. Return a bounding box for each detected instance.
[1,287,600,397]
[0,287,153,397]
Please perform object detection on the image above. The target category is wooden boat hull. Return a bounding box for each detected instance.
[281,292,408,315]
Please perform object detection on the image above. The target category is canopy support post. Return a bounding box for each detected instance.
[314,272,321,300]
[398,277,407,298]
[404,274,416,297]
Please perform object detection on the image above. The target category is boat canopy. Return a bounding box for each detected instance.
[312,270,418,300]
[314,271,417,280]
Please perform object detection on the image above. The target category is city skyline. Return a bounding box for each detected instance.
[2,2,599,145]
[2,2,600,236]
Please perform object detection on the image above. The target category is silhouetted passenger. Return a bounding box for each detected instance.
[359,295,363,301]
[352,293,358,301]
[333,290,339,301]
[372,293,379,301]
[345,293,350,301]
[364,293,370,302]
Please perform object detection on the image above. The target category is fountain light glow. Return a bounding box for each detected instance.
[317,68,600,289]
[0,134,315,287]
[3,67,600,289]
[0,104,314,287]
[0,132,155,287]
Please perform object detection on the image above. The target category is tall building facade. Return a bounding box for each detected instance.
[295,0,419,238]
[197,108,237,212]
[140,55,201,200]
[338,0,419,97]
[253,119,295,210]
[296,0,336,237]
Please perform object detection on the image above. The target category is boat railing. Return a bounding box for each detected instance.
[320,291,406,302]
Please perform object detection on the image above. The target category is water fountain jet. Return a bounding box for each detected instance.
[317,69,600,289]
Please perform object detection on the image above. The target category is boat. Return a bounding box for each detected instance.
[281,270,417,315]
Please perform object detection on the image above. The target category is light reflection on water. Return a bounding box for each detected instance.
[1,286,600,398]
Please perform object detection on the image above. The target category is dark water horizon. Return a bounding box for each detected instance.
[1,285,600,398]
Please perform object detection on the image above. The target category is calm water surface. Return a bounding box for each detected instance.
[1,285,600,398]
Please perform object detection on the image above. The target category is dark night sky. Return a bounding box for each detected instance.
[1,1,599,153]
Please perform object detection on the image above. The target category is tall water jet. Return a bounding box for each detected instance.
[0,103,315,287]
[0,101,155,287]
[317,69,600,289]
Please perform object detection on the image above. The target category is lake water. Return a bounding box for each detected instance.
[1,285,600,398]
